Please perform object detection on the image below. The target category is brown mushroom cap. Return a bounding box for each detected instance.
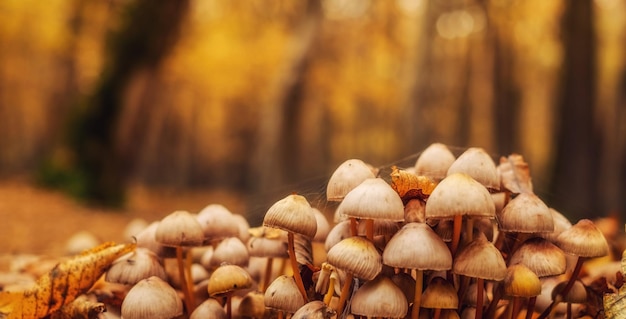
[326,236,382,280]
[155,210,204,247]
[503,264,542,298]
[292,300,335,319]
[196,204,240,242]
[350,275,408,318]
[263,194,317,239]
[190,298,226,319]
[414,143,456,182]
[238,291,266,319]
[383,223,452,271]
[421,276,459,309]
[121,276,183,319]
[425,173,495,219]
[207,237,250,268]
[446,147,500,191]
[264,275,306,313]
[555,219,609,258]
[539,208,572,243]
[336,178,405,222]
[497,193,554,233]
[453,234,506,281]
[551,280,587,304]
[509,237,566,277]
[106,247,167,285]
[326,159,376,202]
[207,264,253,296]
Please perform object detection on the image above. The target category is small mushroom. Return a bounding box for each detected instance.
[121,276,182,319]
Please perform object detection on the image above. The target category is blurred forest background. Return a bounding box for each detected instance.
[0,0,625,224]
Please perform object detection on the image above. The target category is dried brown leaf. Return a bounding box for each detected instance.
[498,154,533,194]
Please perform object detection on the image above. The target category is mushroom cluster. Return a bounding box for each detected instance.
[53,143,622,319]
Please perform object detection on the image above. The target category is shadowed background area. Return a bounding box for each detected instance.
[0,0,625,228]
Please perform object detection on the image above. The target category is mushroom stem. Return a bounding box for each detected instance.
[350,217,358,237]
[485,281,504,318]
[226,293,233,319]
[411,269,423,319]
[451,214,463,256]
[336,272,353,314]
[175,246,193,314]
[525,296,536,319]
[277,310,284,319]
[433,308,442,319]
[510,296,521,319]
[365,219,374,241]
[262,257,274,292]
[324,274,336,305]
[185,250,195,312]
[536,257,585,319]
[287,232,308,302]
[475,277,484,319]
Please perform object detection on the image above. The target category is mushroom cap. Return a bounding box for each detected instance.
[238,291,266,318]
[190,298,226,319]
[425,173,495,219]
[404,198,426,223]
[207,264,253,296]
[509,237,566,277]
[463,283,490,307]
[106,247,167,285]
[446,147,500,191]
[292,300,335,319]
[264,275,306,313]
[555,219,609,258]
[196,204,241,242]
[383,223,452,271]
[351,275,408,318]
[540,208,572,242]
[121,276,183,319]
[503,264,542,297]
[263,194,317,238]
[312,207,331,242]
[207,237,250,268]
[326,159,376,202]
[497,193,554,233]
[155,210,204,247]
[390,272,416,304]
[453,234,506,281]
[246,236,288,259]
[336,178,405,222]
[414,143,456,182]
[326,236,382,280]
[551,280,587,304]
[324,220,351,252]
[421,276,459,309]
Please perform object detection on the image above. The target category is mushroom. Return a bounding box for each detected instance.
[335,177,404,240]
[421,276,459,319]
[105,247,167,285]
[238,291,266,319]
[263,194,317,302]
[207,264,253,319]
[446,147,500,192]
[292,300,335,319]
[383,222,452,319]
[326,159,376,202]
[414,143,456,182]
[326,236,382,313]
[350,275,408,319]
[502,264,541,319]
[196,204,240,245]
[265,275,306,319]
[246,227,289,292]
[155,210,204,314]
[189,298,226,319]
[121,276,183,319]
[205,237,249,269]
[537,219,609,319]
[550,280,587,319]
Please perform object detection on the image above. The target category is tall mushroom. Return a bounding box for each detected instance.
[383,222,452,319]
[263,194,317,302]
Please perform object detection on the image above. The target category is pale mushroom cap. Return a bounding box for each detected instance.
[247,236,289,259]
[155,210,204,247]
[383,223,452,271]
[551,280,587,304]
[263,194,317,238]
[312,207,331,242]
[264,275,306,313]
[327,236,382,280]
[121,276,183,319]
[208,237,250,268]
[292,300,335,319]
[447,147,500,190]
[190,298,226,319]
[326,159,376,202]
[504,264,542,297]
[497,193,554,233]
[207,264,253,296]
[463,283,490,307]
[540,208,572,242]
[425,173,495,219]
[453,235,506,281]
[421,276,459,309]
[404,198,426,223]
[196,204,240,241]
[414,143,456,181]
[351,275,408,318]
[324,220,351,252]
[509,237,566,277]
[106,247,167,285]
[555,219,609,258]
[336,178,405,222]
[238,291,266,318]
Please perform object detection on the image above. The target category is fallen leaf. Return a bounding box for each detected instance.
[498,154,533,194]
[389,166,437,202]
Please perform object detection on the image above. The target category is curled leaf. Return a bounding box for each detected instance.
[390,166,437,202]
[498,154,533,194]
[48,294,105,319]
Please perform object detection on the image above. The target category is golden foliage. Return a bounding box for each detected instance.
[389,166,437,202]
[0,242,135,319]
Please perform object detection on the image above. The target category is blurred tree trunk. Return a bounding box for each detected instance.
[251,0,322,200]
[41,0,190,206]
[549,0,599,220]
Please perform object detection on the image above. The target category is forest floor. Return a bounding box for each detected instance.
[0,176,247,257]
